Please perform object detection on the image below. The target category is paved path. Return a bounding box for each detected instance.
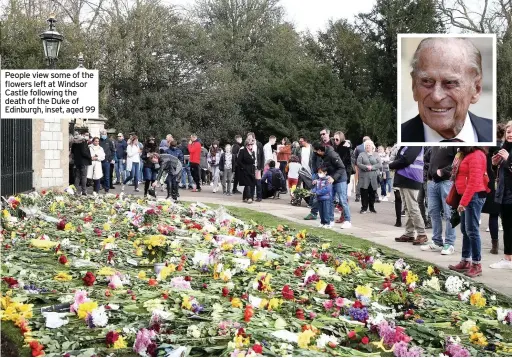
[111,182,511,297]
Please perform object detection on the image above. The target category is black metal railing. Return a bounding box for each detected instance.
[1,118,33,196]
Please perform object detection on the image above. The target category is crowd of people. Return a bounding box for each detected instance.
[69,121,512,277]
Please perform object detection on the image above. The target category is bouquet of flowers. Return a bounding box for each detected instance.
[143,235,169,263]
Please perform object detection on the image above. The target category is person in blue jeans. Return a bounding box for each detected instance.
[311,167,333,228]
[421,146,458,255]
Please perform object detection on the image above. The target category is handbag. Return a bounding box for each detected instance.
[450,208,461,228]
[446,184,462,209]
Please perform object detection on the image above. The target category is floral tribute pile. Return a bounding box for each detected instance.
[1,190,512,357]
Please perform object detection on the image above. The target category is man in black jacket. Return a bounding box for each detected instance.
[71,134,92,195]
[421,145,458,255]
[232,135,243,194]
[99,130,116,193]
[247,132,265,202]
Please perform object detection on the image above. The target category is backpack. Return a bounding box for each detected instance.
[271,169,283,191]
[160,154,183,177]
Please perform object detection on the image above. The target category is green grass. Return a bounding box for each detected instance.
[1,321,31,357]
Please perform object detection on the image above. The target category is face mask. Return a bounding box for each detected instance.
[318,173,326,178]
[101,135,107,140]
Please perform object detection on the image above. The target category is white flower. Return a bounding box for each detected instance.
[91,306,108,327]
[316,264,331,277]
[497,308,512,322]
[422,277,441,291]
[394,258,406,270]
[459,290,471,302]
[316,334,339,349]
[460,319,476,335]
[226,281,235,290]
[445,276,464,294]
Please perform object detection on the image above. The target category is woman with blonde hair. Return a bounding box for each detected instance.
[356,140,382,214]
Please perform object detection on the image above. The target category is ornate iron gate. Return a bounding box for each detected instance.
[1,118,33,196]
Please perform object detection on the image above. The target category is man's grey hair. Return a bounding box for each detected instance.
[410,37,482,78]
[100,129,107,135]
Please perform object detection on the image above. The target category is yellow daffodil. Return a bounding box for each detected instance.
[144,235,167,247]
[77,301,98,319]
[316,280,327,293]
[427,266,435,276]
[405,271,419,285]
[372,260,394,277]
[135,247,143,256]
[2,209,10,217]
[470,292,486,308]
[267,298,280,310]
[372,339,394,352]
[336,261,352,275]
[103,223,111,231]
[102,237,115,246]
[64,222,74,231]
[231,298,243,309]
[234,334,250,349]
[321,243,330,250]
[297,329,315,349]
[137,271,147,280]
[259,299,269,309]
[355,284,372,298]
[30,239,58,250]
[159,265,173,281]
[98,267,116,276]
[182,296,192,310]
[204,234,213,241]
[221,243,233,251]
[54,271,72,281]
[113,335,127,349]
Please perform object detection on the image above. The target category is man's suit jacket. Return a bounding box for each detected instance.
[401,111,493,142]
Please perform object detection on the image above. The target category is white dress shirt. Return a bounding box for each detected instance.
[423,113,478,142]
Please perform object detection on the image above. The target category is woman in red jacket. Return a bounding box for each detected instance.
[449,147,490,278]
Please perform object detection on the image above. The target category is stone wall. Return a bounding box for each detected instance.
[32,118,69,190]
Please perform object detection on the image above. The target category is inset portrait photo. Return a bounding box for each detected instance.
[398,34,496,146]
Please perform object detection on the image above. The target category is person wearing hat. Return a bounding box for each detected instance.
[115,133,127,185]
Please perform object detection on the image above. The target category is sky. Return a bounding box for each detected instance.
[166,0,376,33]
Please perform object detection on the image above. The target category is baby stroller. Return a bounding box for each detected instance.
[290,167,313,206]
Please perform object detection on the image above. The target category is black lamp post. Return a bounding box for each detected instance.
[39,14,63,69]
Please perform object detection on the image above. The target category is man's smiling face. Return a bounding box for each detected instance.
[412,41,482,139]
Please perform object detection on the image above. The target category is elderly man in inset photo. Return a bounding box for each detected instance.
[401,37,492,143]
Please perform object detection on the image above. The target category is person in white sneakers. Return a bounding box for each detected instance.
[490,121,512,270]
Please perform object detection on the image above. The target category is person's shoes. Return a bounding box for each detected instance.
[255,198,262,202]
[490,241,499,254]
[359,210,367,214]
[335,217,344,224]
[401,210,406,217]
[318,223,326,228]
[448,260,471,272]
[464,263,482,278]
[179,185,185,189]
[243,199,248,203]
[395,235,414,242]
[228,193,232,196]
[121,185,125,191]
[247,199,253,204]
[115,181,121,185]
[420,242,443,252]
[110,186,116,189]
[425,221,432,229]
[441,244,455,255]
[304,213,317,220]
[485,227,490,232]
[381,196,389,202]
[188,186,194,189]
[375,198,381,203]
[394,221,402,227]
[213,189,217,193]
[233,190,242,194]
[369,209,377,213]
[134,188,140,192]
[413,234,428,245]
[355,195,360,202]
[489,259,512,269]
[81,192,87,196]
[341,221,352,229]
[192,188,201,192]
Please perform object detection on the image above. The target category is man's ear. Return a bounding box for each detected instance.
[470,76,483,104]
[411,72,418,102]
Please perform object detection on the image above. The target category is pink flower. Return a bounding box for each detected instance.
[309,312,317,320]
[335,297,345,307]
[70,290,89,313]
[323,300,334,310]
[133,328,156,355]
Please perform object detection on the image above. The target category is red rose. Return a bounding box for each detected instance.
[325,284,337,299]
[348,330,356,339]
[30,341,44,357]
[162,293,169,299]
[353,300,364,309]
[2,277,18,288]
[241,293,249,300]
[83,272,96,286]
[222,287,229,297]
[252,344,263,354]
[320,252,330,263]
[184,276,191,281]
[361,336,370,345]
[148,279,158,286]
[107,250,115,263]
[328,341,337,348]
[147,342,157,357]
[59,255,68,264]
[105,331,119,346]
[202,283,208,289]
[296,308,305,320]
[57,220,66,230]
[281,285,294,300]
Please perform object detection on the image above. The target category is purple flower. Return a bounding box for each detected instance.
[348,307,369,322]
[192,303,204,314]
[446,342,471,357]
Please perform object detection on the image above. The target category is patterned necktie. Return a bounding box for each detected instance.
[440,138,464,142]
